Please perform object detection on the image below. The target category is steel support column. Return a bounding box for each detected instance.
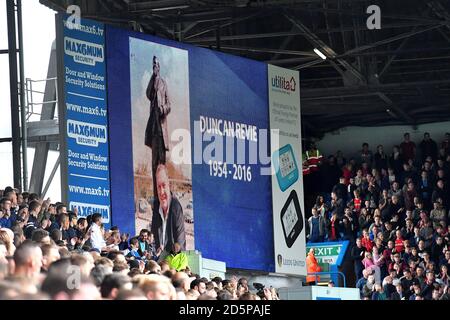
[6,0,22,190]
[17,0,28,191]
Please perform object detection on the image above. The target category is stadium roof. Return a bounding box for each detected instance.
[40,0,450,138]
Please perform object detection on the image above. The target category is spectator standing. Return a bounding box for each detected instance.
[438,265,449,286]
[430,201,446,230]
[332,178,347,202]
[400,133,416,163]
[327,211,340,241]
[418,171,433,209]
[420,133,438,162]
[403,182,417,212]
[356,269,369,297]
[362,252,381,283]
[307,207,326,243]
[330,192,345,219]
[440,132,450,157]
[359,143,373,167]
[374,145,388,172]
[361,229,374,252]
[390,146,404,175]
[342,164,353,186]
[432,180,449,209]
[351,238,365,280]
[90,213,107,252]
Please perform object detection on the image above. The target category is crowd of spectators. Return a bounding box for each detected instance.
[306,132,450,300]
[0,189,279,300]
[2,131,449,300]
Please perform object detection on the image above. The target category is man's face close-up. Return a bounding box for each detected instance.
[9,193,17,205]
[63,219,70,229]
[3,200,11,211]
[198,282,206,295]
[80,220,88,230]
[157,170,171,213]
[141,232,148,241]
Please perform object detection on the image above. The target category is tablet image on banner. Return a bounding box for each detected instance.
[273,144,299,192]
[280,190,303,248]
[129,37,193,252]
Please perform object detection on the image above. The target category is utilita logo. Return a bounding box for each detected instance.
[271,75,296,92]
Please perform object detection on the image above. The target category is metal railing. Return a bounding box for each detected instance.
[25,77,58,120]
[307,271,347,288]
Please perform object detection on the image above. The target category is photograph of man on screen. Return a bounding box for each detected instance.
[151,164,186,257]
[130,39,193,250]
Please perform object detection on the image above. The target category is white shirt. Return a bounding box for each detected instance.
[90,223,106,251]
[158,198,171,248]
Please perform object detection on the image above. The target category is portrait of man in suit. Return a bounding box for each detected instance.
[151,164,186,255]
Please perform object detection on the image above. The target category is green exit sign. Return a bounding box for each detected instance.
[311,245,341,257]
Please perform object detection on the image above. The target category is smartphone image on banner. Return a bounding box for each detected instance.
[273,144,299,192]
[280,190,303,248]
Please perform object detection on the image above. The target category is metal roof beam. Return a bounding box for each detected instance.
[340,24,445,57]
[301,79,450,98]
[272,26,297,60]
[128,0,190,11]
[376,92,415,125]
[284,11,367,84]
[199,44,316,56]
[186,21,437,43]
[183,11,266,40]
[379,26,418,79]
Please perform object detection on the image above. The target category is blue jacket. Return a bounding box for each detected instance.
[0,217,11,229]
[356,278,367,293]
[126,249,143,260]
[0,212,17,229]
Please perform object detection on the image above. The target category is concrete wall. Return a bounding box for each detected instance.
[316,121,450,159]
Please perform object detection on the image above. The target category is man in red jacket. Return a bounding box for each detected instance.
[361,229,374,252]
[394,230,405,253]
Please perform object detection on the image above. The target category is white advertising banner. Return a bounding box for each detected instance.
[269,64,306,276]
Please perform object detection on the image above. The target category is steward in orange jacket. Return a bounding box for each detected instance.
[306,248,322,283]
